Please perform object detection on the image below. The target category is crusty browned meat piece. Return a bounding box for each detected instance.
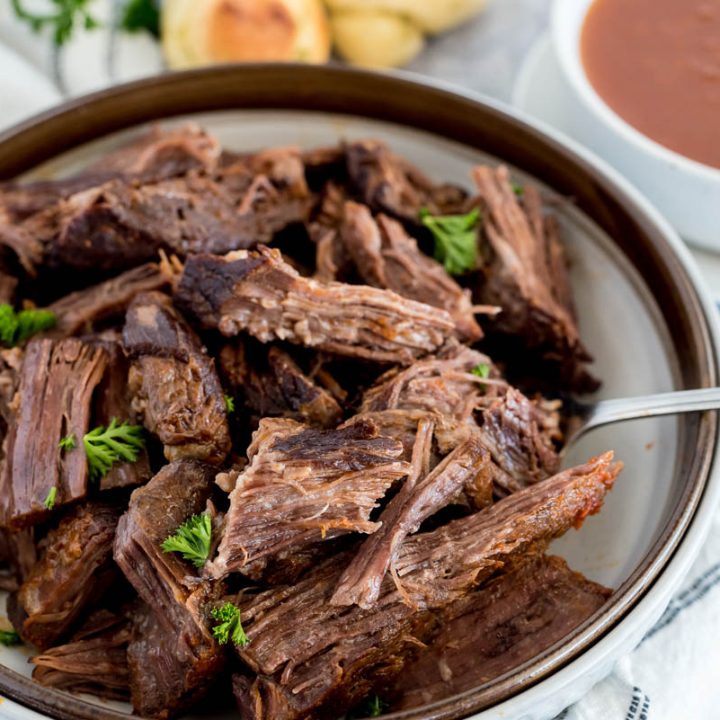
[8,503,120,649]
[479,387,560,494]
[392,554,611,709]
[93,342,152,491]
[48,262,171,336]
[345,140,468,223]
[340,201,482,342]
[332,425,493,610]
[359,344,502,450]
[220,340,343,428]
[175,246,457,365]
[128,592,224,720]
[359,345,560,492]
[0,124,221,224]
[32,609,131,701]
[123,292,230,464]
[207,417,409,579]
[472,166,598,392]
[114,460,224,719]
[309,182,354,283]
[1,146,313,275]
[0,527,35,591]
[230,452,620,720]
[0,338,108,527]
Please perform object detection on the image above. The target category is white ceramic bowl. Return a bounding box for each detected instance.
[551,0,720,251]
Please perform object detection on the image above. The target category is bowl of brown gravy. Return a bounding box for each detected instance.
[552,0,720,250]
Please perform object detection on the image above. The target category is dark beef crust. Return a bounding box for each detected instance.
[11,503,120,649]
[175,246,457,365]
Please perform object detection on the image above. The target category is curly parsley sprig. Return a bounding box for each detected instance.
[0,304,56,347]
[83,419,145,482]
[211,602,249,648]
[161,513,212,569]
[419,207,481,276]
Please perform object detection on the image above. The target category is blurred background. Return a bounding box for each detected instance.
[0,0,545,118]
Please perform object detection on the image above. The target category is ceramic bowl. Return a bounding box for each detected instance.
[551,0,720,251]
[0,65,718,720]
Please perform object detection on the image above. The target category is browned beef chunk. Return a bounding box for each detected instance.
[0,527,35,591]
[230,452,620,720]
[472,166,598,392]
[9,503,120,649]
[332,426,493,609]
[93,342,152,491]
[309,182,354,283]
[220,340,343,428]
[359,346,560,492]
[113,460,225,718]
[392,554,611,709]
[48,262,172,336]
[175,247,457,365]
[123,292,230,464]
[1,146,313,276]
[479,387,561,494]
[340,201,482,342]
[128,593,224,720]
[0,338,108,527]
[31,609,131,701]
[345,140,468,223]
[359,344,502,450]
[0,125,221,223]
[207,417,409,579]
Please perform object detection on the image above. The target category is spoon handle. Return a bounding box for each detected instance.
[580,387,720,437]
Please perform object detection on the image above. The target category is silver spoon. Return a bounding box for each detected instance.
[564,387,720,453]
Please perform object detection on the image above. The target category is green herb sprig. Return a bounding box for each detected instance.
[10,0,99,47]
[210,602,249,648]
[419,208,481,276]
[43,487,57,510]
[121,0,160,37]
[0,630,22,646]
[471,363,490,379]
[161,513,212,569]
[58,434,77,451]
[83,419,145,482]
[0,304,56,347]
[224,394,235,414]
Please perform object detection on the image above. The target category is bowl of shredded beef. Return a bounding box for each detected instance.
[0,65,716,720]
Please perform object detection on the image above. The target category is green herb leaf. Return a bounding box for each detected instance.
[512,182,525,196]
[419,208,480,276]
[161,513,212,569]
[0,630,21,646]
[120,0,160,37]
[58,433,77,451]
[471,363,490,379]
[83,418,145,482]
[224,394,235,414]
[43,487,57,510]
[347,695,386,718]
[0,304,56,347]
[10,0,100,47]
[210,602,249,647]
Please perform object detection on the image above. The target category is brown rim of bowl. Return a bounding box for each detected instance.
[0,65,716,720]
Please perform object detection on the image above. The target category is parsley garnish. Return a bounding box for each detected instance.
[10,0,99,46]
[0,304,56,347]
[0,630,21,646]
[348,695,386,718]
[419,208,480,276]
[210,602,249,647]
[161,512,212,569]
[43,487,57,510]
[224,394,235,414]
[83,418,145,482]
[120,0,160,37]
[471,363,490,379]
[58,433,77,451]
[512,182,525,196]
